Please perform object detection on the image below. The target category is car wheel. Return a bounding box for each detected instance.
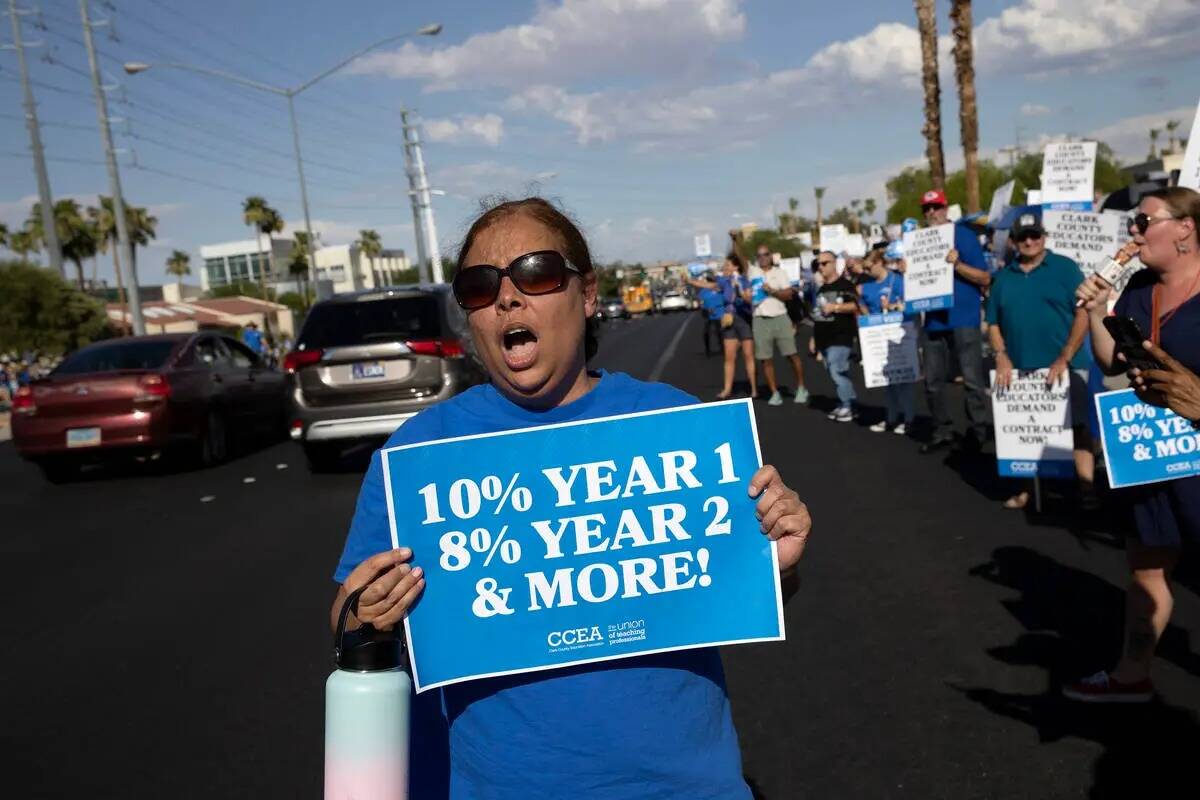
[304,442,341,473]
[39,458,77,484]
[199,411,228,467]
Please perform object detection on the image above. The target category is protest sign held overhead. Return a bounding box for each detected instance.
[694,234,712,258]
[991,369,1075,479]
[381,400,784,692]
[857,313,920,389]
[988,180,1015,223]
[1179,96,1200,191]
[1043,210,1126,275]
[1041,142,1097,210]
[902,223,955,313]
[819,224,849,255]
[1095,389,1200,488]
[779,257,802,286]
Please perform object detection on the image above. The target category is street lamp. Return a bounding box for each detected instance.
[124,24,441,289]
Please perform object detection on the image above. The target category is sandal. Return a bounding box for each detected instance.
[1003,491,1030,510]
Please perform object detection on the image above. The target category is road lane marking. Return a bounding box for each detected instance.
[648,313,695,383]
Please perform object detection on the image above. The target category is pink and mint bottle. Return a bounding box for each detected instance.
[325,586,410,799]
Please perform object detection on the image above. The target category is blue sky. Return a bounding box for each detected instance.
[2,0,1198,286]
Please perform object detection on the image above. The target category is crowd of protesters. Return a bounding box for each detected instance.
[688,185,1200,705]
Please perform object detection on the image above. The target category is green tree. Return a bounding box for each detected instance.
[89,197,157,318]
[0,260,112,355]
[8,228,36,261]
[0,222,8,250]
[27,199,97,289]
[242,196,283,301]
[863,198,877,223]
[165,249,191,290]
[288,232,313,308]
[357,228,383,286]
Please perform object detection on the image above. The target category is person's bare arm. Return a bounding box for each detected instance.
[989,323,1013,389]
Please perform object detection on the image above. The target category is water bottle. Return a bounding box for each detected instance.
[325,585,411,800]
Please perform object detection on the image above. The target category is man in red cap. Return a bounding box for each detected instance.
[918,189,994,454]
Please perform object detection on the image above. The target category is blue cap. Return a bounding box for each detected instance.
[901,218,920,233]
[885,240,905,261]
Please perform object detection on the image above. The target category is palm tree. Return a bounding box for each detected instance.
[1165,119,1181,155]
[950,0,981,212]
[90,197,158,322]
[864,198,877,224]
[914,0,947,189]
[9,228,35,261]
[814,187,826,245]
[28,199,96,288]
[0,222,8,251]
[357,228,383,287]
[290,231,312,308]
[242,196,283,301]
[166,249,191,291]
[1149,128,1160,159]
[850,199,863,233]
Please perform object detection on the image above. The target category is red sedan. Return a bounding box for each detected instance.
[12,333,287,482]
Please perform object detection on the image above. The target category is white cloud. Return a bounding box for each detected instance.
[1082,105,1196,163]
[350,0,747,90]
[430,161,560,200]
[310,219,414,247]
[423,113,506,147]
[1020,103,1052,117]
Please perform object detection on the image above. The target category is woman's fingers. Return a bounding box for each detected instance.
[368,572,427,631]
[344,548,412,594]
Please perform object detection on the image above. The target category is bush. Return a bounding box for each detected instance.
[0,260,113,356]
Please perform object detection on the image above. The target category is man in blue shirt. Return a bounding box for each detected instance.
[241,321,265,356]
[698,279,725,357]
[985,210,1095,508]
[917,189,994,454]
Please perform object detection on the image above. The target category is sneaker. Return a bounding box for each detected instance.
[869,421,889,433]
[832,407,854,423]
[826,408,839,420]
[767,391,783,406]
[893,423,907,436]
[1062,671,1154,703]
[793,387,810,404]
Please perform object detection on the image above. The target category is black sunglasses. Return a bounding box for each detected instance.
[817,259,836,267]
[1128,212,1178,235]
[452,250,582,310]
[1014,230,1044,243]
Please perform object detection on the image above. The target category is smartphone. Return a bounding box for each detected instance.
[1103,316,1163,372]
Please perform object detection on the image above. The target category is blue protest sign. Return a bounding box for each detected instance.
[381,399,784,692]
[1095,389,1200,488]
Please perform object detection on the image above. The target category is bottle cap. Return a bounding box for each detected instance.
[333,584,404,672]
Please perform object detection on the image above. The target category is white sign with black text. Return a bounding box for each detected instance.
[858,313,920,389]
[902,223,956,313]
[991,369,1076,479]
[1041,142,1097,208]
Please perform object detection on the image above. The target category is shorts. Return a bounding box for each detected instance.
[1068,368,1090,429]
[753,314,797,360]
[722,314,752,342]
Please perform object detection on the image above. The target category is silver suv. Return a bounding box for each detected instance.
[285,285,486,471]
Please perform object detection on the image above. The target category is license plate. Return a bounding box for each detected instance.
[66,427,101,448]
[351,362,387,380]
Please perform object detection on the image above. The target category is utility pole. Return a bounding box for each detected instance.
[80,0,143,334]
[401,108,443,283]
[5,0,63,277]
[399,109,429,283]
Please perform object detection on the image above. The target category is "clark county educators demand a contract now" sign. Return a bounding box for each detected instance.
[380,400,785,692]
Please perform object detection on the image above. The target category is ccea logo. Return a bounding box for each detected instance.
[547,626,603,647]
[1009,461,1038,474]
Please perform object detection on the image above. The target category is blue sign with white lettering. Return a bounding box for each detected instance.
[1095,388,1200,488]
[381,400,784,692]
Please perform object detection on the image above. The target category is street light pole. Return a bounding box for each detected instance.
[5,0,63,277]
[80,0,143,334]
[123,24,441,295]
[286,93,318,291]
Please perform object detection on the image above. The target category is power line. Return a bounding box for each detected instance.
[0,148,105,166]
[0,110,94,130]
[0,71,92,97]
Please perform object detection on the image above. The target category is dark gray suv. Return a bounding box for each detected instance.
[284,285,486,470]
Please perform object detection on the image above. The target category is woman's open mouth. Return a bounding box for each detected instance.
[501,323,539,370]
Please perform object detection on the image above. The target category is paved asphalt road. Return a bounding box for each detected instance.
[3,312,1199,799]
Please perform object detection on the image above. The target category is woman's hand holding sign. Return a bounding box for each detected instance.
[749,465,812,572]
[1130,340,1200,422]
[334,548,426,632]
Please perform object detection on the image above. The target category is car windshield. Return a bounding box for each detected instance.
[53,340,179,375]
[299,295,443,349]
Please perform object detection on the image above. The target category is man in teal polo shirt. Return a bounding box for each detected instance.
[986,210,1096,509]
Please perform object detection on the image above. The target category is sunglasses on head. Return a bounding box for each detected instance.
[452,250,582,310]
[1128,212,1178,235]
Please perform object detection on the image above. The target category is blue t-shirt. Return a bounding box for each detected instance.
[859,271,904,315]
[984,250,1091,371]
[334,371,750,800]
[699,286,725,320]
[923,222,987,332]
[241,327,264,353]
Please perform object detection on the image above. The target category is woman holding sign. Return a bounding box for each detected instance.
[329,197,812,797]
[1071,187,1200,703]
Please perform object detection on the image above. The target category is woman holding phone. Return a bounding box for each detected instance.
[329,198,812,797]
[1071,187,1200,702]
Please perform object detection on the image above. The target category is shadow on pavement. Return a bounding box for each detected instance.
[958,545,1200,798]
